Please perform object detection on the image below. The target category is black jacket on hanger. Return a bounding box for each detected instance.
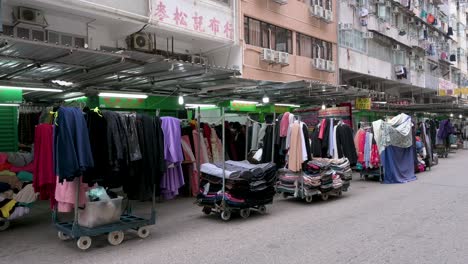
[335,124,358,165]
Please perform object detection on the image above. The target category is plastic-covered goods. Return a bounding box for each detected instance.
[78,197,123,228]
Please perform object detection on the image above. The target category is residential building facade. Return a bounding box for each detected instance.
[239,0,338,85]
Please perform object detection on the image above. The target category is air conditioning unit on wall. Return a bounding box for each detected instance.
[310,5,324,18]
[363,32,374,38]
[261,48,276,63]
[313,58,326,71]
[128,33,152,52]
[275,51,289,65]
[324,10,333,22]
[14,7,46,26]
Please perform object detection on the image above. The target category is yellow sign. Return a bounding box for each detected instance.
[355,98,372,110]
[454,88,468,96]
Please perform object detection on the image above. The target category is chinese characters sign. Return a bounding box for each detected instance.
[438,78,454,96]
[150,0,234,41]
[355,98,372,110]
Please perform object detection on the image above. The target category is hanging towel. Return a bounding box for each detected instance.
[279,112,290,137]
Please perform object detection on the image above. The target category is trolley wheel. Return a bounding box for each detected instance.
[305,195,313,203]
[58,231,70,241]
[321,194,329,201]
[202,207,212,215]
[258,205,267,214]
[239,208,251,219]
[337,191,343,197]
[0,219,10,231]
[137,226,150,239]
[76,236,92,250]
[282,192,288,199]
[220,210,231,221]
[107,231,124,246]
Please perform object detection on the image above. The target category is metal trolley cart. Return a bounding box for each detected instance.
[53,181,156,250]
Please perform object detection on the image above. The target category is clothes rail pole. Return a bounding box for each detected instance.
[245,115,249,161]
[221,107,226,203]
[196,107,201,197]
[271,112,276,163]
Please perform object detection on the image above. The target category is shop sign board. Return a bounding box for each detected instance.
[229,101,256,112]
[0,89,22,104]
[150,0,234,41]
[454,88,468,96]
[99,96,179,110]
[438,78,454,96]
[355,98,372,110]
[318,107,351,118]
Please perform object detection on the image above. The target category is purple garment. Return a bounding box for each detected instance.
[160,117,185,199]
[328,118,334,157]
[381,146,417,184]
[437,120,453,140]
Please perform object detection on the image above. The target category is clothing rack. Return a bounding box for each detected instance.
[195,107,276,220]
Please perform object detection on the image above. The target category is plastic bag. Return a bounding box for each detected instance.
[86,187,110,202]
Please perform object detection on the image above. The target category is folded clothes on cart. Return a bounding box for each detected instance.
[199,161,277,206]
[0,196,30,220]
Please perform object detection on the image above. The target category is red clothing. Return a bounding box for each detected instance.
[33,124,55,207]
[318,119,327,139]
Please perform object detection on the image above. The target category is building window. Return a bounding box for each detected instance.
[212,0,230,5]
[310,0,332,11]
[244,17,292,54]
[339,30,367,53]
[297,33,333,60]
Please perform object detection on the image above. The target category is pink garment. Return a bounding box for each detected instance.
[0,153,7,164]
[193,130,209,164]
[182,136,199,196]
[32,124,54,207]
[358,131,366,164]
[371,144,380,167]
[210,127,223,163]
[11,162,35,173]
[55,177,90,212]
[318,119,327,139]
[280,112,290,137]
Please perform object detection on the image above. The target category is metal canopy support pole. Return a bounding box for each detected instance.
[72,179,80,236]
[196,107,202,197]
[271,112,276,163]
[221,107,226,202]
[245,115,249,161]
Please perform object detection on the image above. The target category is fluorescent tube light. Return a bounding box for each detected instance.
[98,92,148,99]
[0,85,62,92]
[51,80,74,87]
[232,100,258,104]
[64,96,87,102]
[185,104,216,108]
[0,103,20,107]
[373,101,387,104]
[178,95,184,105]
[275,103,301,108]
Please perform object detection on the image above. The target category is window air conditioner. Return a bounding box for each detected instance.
[311,5,324,18]
[191,55,208,65]
[261,48,276,63]
[417,64,424,71]
[392,44,401,50]
[129,33,152,52]
[326,60,335,72]
[313,58,326,71]
[324,10,333,22]
[14,7,46,26]
[273,0,288,4]
[275,51,289,65]
[339,23,353,30]
[386,1,392,7]
[363,32,374,38]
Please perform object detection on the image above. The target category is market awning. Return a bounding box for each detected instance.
[0,36,239,103]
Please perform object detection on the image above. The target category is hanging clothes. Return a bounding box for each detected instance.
[261,125,274,163]
[33,124,55,207]
[82,108,109,186]
[287,122,303,172]
[335,123,358,165]
[160,117,185,200]
[54,107,94,183]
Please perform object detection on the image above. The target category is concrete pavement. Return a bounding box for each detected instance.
[1,150,467,264]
